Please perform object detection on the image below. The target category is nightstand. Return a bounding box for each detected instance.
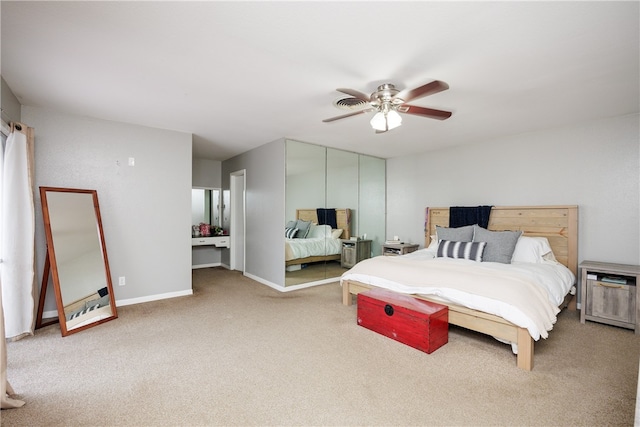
[579,261,640,334]
[382,243,419,256]
[341,239,372,268]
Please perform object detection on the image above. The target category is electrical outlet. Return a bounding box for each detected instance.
[119,276,125,286]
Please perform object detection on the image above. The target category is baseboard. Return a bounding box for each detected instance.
[192,262,222,269]
[244,272,283,291]
[244,272,337,292]
[116,289,193,307]
[282,278,339,292]
[41,289,194,318]
[42,309,58,319]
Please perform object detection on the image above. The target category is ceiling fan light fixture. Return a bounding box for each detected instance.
[370,108,402,132]
[370,111,387,131]
[386,109,402,130]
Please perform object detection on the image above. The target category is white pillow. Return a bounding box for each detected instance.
[321,225,333,238]
[307,224,332,239]
[511,236,554,263]
[306,224,319,239]
[331,229,343,239]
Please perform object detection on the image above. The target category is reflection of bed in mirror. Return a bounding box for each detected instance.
[285,208,351,267]
[64,288,113,330]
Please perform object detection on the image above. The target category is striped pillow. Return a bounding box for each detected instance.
[285,227,298,239]
[437,240,486,262]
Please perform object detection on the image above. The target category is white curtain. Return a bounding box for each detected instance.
[1,122,35,408]
[1,278,25,408]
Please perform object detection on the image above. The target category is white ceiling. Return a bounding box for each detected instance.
[1,1,638,161]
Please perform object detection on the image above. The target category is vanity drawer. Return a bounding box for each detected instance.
[192,236,230,248]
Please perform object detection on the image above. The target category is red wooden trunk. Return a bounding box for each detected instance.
[357,289,448,354]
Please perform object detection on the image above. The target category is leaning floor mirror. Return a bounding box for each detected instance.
[37,187,117,336]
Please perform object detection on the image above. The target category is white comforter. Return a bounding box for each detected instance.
[340,248,575,340]
[285,237,342,261]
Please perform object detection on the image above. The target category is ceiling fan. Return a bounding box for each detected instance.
[323,80,452,133]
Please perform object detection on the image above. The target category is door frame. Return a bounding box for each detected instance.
[230,169,246,272]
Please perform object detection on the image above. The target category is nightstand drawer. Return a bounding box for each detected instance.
[382,243,419,256]
[586,279,636,324]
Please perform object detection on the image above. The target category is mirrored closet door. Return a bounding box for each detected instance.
[285,140,386,286]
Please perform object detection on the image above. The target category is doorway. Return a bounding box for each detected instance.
[230,170,245,272]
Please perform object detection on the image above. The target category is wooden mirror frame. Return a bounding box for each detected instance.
[37,187,118,336]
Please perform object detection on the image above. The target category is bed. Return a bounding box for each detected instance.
[341,205,578,370]
[285,208,351,267]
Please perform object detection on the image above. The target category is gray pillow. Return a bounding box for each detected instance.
[85,294,110,309]
[286,220,297,229]
[435,225,474,242]
[472,225,522,263]
[295,219,312,238]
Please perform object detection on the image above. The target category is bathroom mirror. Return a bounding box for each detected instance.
[192,188,222,228]
[38,187,117,336]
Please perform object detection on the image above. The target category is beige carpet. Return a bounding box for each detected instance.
[3,267,639,426]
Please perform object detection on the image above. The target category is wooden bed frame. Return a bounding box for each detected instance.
[342,205,578,371]
[285,208,351,267]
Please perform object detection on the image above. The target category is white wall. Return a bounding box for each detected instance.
[387,114,640,266]
[24,106,193,311]
[1,76,21,122]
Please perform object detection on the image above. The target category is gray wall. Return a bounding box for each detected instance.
[222,139,285,287]
[192,158,221,188]
[192,157,223,267]
[23,106,193,311]
[387,113,640,266]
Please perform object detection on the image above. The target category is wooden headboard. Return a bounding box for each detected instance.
[296,208,351,239]
[425,206,578,277]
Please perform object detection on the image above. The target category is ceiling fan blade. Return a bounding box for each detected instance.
[395,80,449,104]
[322,109,374,123]
[336,88,371,102]
[398,104,452,120]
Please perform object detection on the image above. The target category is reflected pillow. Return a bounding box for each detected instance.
[85,295,110,309]
[285,227,298,239]
[435,225,475,242]
[472,225,522,264]
[436,240,486,262]
[331,229,343,239]
[294,220,312,238]
[307,224,332,239]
